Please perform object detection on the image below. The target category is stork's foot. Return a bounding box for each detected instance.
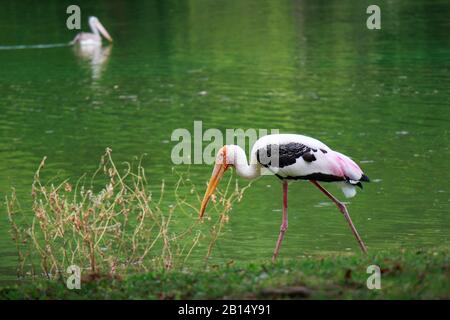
[338,202,368,254]
[272,180,289,262]
[310,180,368,254]
[272,222,288,262]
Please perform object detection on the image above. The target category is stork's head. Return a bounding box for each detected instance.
[199,146,232,219]
[89,16,113,42]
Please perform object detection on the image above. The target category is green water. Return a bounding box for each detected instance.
[0,0,449,282]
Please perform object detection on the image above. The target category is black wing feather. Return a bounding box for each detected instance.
[256,142,317,168]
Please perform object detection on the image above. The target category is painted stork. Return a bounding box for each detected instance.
[72,16,113,46]
[199,134,369,261]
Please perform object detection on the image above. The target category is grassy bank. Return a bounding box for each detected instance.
[1,246,448,299]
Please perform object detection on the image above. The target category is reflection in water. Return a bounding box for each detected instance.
[73,45,112,80]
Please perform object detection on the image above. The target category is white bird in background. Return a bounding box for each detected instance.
[199,134,370,261]
[72,16,113,46]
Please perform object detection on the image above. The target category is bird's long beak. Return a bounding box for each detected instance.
[199,162,229,219]
[96,20,113,42]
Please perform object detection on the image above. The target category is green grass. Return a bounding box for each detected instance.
[1,246,448,299]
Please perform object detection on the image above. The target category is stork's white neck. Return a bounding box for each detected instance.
[226,145,261,180]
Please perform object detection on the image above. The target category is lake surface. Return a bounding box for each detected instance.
[0,0,449,282]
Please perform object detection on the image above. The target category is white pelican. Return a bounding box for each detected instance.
[72,16,112,46]
[199,134,370,261]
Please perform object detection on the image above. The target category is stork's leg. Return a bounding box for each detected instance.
[272,180,288,262]
[310,180,368,254]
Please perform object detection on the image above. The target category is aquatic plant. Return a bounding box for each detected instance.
[6,148,251,280]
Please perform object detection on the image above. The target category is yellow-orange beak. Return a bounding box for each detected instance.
[199,162,229,219]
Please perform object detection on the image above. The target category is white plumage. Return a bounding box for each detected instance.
[72,16,113,46]
[228,134,368,198]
